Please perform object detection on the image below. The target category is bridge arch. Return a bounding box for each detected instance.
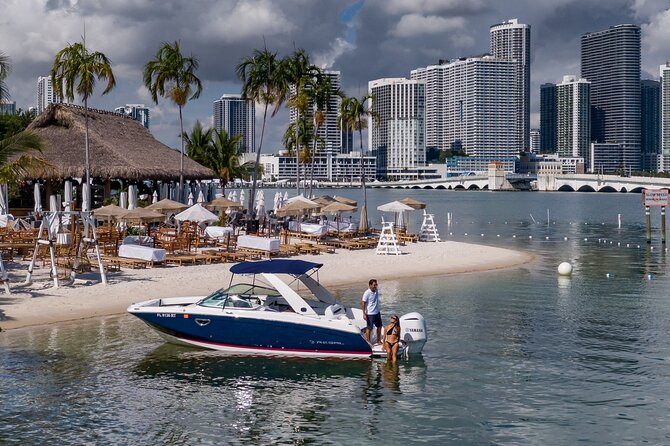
[620,187,627,193]
[597,186,616,193]
[436,185,446,190]
[454,185,466,190]
[630,187,645,193]
[557,185,575,192]
[468,184,480,190]
[422,185,434,190]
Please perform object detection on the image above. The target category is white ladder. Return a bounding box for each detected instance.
[419,210,441,242]
[376,221,402,255]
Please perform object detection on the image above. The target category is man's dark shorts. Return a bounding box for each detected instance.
[366,313,382,330]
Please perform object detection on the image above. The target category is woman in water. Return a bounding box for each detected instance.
[383,315,401,363]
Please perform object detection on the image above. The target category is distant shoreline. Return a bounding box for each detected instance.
[0,241,534,332]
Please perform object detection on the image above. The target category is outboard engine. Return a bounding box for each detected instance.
[399,312,427,354]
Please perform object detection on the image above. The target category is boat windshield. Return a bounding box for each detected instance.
[198,283,281,309]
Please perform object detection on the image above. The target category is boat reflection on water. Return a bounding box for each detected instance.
[134,344,427,392]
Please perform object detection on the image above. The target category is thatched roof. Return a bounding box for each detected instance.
[25,103,214,181]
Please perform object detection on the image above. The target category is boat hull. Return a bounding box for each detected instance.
[131,310,373,358]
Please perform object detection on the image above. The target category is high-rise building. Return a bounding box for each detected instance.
[114,104,150,129]
[556,76,591,161]
[540,83,557,153]
[641,79,661,171]
[37,76,56,114]
[490,18,531,151]
[581,24,641,171]
[213,94,255,153]
[289,71,351,155]
[368,78,426,181]
[530,129,540,153]
[0,100,16,115]
[411,55,520,159]
[661,64,670,171]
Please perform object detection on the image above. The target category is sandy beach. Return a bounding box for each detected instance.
[0,241,533,331]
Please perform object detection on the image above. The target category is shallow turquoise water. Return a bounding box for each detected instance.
[2,191,670,444]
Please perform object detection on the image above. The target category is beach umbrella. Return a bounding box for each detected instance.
[358,206,369,233]
[321,201,357,235]
[197,190,205,204]
[175,203,218,223]
[283,191,289,203]
[49,194,59,212]
[276,199,320,217]
[82,183,91,212]
[119,191,128,209]
[63,180,73,225]
[187,191,194,206]
[0,184,7,215]
[231,190,237,203]
[120,207,166,223]
[313,195,337,206]
[255,196,266,225]
[377,200,414,229]
[92,204,127,221]
[128,185,138,210]
[34,183,43,214]
[272,192,281,212]
[286,194,319,207]
[152,190,158,204]
[146,198,189,214]
[207,196,243,209]
[239,189,245,207]
[334,195,357,207]
[399,197,426,210]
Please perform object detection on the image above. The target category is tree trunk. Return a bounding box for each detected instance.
[84,97,91,208]
[178,105,185,203]
[249,103,268,213]
[309,119,319,198]
[359,118,367,231]
[295,108,301,194]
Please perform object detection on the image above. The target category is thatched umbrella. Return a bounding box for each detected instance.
[334,195,357,207]
[276,200,320,217]
[313,195,337,206]
[207,196,243,209]
[399,197,426,210]
[92,204,127,221]
[120,207,166,224]
[146,198,189,214]
[321,201,357,235]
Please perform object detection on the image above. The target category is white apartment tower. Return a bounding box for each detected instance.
[289,71,351,155]
[37,76,56,114]
[490,18,531,151]
[661,63,670,170]
[114,104,150,129]
[556,76,591,161]
[411,56,520,159]
[213,94,255,153]
[368,78,426,181]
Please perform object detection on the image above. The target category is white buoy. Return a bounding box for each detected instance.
[513,235,516,238]
[464,233,468,236]
[564,237,568,241]
[497,234,500,237]
[647,274,653,280]
[481,234,484,237]
[606,273,612,278]
[558,262,573,276]
[529,236,533,239]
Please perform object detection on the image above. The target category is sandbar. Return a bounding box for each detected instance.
[0,241,533,331]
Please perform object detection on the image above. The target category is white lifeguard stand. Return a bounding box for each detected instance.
[376,220,402,255]
[419,210,441,242]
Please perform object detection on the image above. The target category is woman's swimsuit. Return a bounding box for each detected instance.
[384,325,400,347]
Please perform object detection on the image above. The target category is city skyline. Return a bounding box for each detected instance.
[1,1,668,153]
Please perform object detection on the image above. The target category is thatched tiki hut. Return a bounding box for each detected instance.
[23,103,214,207]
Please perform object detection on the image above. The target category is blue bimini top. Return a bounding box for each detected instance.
[230,259,323,276]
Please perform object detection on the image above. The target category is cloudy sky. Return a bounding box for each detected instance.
[2,0,669,152]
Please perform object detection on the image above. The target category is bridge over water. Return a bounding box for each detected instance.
[368,174,670,192]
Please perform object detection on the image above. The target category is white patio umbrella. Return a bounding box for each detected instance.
[197,190,205,204]
[0,184,8,215]
[175,203,218,223]
[255,196,266,222]
[119,191,128,209]
[239,189,245,207]
[231,190,237,203]
[128,185,138,210]
[283,191,289,203]
[187,191,194,206]
[63,180,73,225]
[82,183,91,212]
[377,200,414,229]
[152,190,158,204]
[49,194,58,212]
[34,183,43,214]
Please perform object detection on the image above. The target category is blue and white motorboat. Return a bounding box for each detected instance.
[127,260,427,358]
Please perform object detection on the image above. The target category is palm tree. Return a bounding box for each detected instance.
[236,47,286,212]
[338,93,378,232]
[183,120,213,160]
[51,42,116,204]
[281,49,320,194]
[283,116,314,181]
[307,74,337,196]
[0,50,10,102]
[144,41,202,202]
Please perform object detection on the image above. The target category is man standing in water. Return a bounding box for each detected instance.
[362,279,382,344]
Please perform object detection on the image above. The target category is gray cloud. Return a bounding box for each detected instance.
[1,0,669,150]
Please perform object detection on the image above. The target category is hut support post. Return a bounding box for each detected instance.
[103,179,111,203]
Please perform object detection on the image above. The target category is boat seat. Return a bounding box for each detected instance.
[324,304,346,318]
